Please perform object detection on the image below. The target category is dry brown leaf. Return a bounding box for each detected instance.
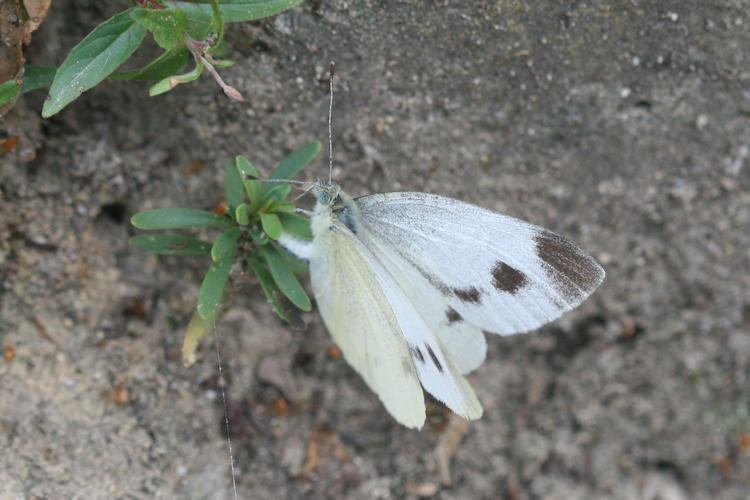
[434,415,469,486]
[22,0,53,44]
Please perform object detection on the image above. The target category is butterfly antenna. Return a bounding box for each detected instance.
[328,61,335,184]
[291,182,317,203]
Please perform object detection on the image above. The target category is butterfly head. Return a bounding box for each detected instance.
[313,181,342,208]
[311,181,359,233]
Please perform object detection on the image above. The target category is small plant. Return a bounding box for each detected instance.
[0,0,303,116]
[130,141,319,365]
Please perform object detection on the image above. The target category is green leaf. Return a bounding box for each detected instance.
[207,0,225,52]
[236,156,262,210]
[277,245,308,275]
[278,212,312,239]
[268,141,321,180]
[260,212,282,240]
[224,160,244,212]
[148,59,203,96]
[131,7,187,50]
[20,65,56,92]
[0,80,20,108]
[211,227,242,261]
[210,58,234,68]
[165,0,304,27]
[235,204,250,225]
[248,226,268,245]
[246,255,289,321]
[112,47,189,81]
[263,183,291,204]
[131,208,234,229]
[182,309,216,367]
[236,155,258,177]
[197,257,233,318]
[260,244,311,311]
[129,233,213,254]
[42,10,148,117]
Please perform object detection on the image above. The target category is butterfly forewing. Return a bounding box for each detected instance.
[355,192,605,336]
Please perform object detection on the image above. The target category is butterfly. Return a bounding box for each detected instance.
[278,180,604,428]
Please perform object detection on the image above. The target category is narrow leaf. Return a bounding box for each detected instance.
[165,0,304,26]
[235,204,250,225]
[260,212,282,240]
[263,183,291,203]
[42,10,148,117]
[149,60,203,96]
[0,80,20,108]
[225,160,244,212]
[112,47,189,81]
[131,208,234,229]
[278,212,312,239]
[268,141,321,180]
[182,309,216,367]
[248,227,268,245]
[197,257,233,318]
[260,244,311,311]
[246,255,289,321]
[278,245,309,275]
[211,227,242,261]
[20,65,56,92]
[129,233,212,254]
[236,155,258,177]
[237,155,262,210]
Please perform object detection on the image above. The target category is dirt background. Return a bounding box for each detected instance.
[2,1,750,498]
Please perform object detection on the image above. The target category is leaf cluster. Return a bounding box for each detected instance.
[0,0,303,115]
[130,141,319,364]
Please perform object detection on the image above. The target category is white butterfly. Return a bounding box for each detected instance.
[279,181,604,429]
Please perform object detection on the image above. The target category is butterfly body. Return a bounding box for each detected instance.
[280,181,604,428]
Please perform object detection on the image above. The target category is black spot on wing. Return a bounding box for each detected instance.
[534,229,604,302]
[446,307,463,324]
[425,344,444,373]
[409,344,426,364]
[491,261,528,294]
[453,286,482,304]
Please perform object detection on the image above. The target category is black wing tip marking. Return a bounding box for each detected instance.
[534,229,605,303]
[491,261,529,294]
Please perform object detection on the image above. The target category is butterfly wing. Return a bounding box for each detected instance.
[354,192,605,337]
[309,221,426,428]
[352,233,488,374]
[310,219,482,424]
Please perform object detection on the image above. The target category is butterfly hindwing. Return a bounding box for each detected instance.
[310,215,482,424]
[356,231,488,374]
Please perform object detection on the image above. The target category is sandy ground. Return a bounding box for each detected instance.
[2,1,749,498]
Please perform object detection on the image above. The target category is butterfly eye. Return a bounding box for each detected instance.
[318,191,331,205]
